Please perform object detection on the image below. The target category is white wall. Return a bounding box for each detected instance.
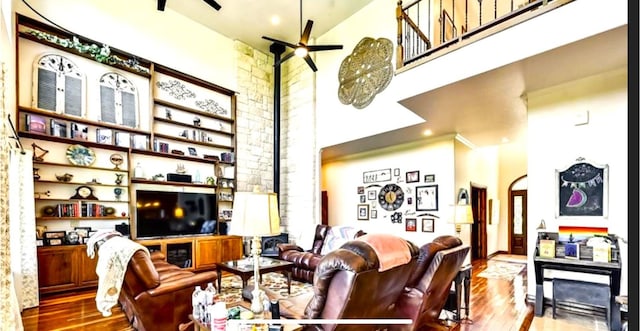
[322,136,458,247]
[526,68,628,297]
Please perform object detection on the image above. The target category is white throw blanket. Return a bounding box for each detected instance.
[86,231,149,317]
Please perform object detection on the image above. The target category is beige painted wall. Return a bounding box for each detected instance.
[526,68,628,297]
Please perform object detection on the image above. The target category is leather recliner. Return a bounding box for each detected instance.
[118,250,218,331]
[277,224,365,283]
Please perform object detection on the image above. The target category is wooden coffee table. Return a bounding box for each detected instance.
[216,257,294,294]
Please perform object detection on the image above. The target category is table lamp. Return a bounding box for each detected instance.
[453,204,474,235]
[229,190,280,314]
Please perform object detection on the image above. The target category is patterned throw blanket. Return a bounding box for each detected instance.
[86,231,149,317]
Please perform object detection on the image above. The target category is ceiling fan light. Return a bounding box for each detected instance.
[295,47,308,57]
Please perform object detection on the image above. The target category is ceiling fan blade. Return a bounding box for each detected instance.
[308,44,344,52]
[275,52,295,66]
[157,0,167,11]
[304,55,318,72]
[300,20,313,45]
[202,0,221,11]
[262,36,298,49]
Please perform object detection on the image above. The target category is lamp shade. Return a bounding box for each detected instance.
[454,204,474,225]
[229,191,280,237]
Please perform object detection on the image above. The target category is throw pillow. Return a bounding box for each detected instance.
[320,226,359,255]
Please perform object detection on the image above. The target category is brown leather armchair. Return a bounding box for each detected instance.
[118,250,218,331]
[277,224,365,283]
[391,235,470,331]
[277,233,420,331]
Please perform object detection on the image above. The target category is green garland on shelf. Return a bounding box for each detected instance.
[26,28,150,75]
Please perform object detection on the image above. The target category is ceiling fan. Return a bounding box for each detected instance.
[157,0,221,12]
[262,0,343,72]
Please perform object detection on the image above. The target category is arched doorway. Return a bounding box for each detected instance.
[509,175,528,255]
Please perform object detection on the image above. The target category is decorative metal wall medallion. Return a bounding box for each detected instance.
[155,79,196,100]
[338,37,394,109]
[195,98,228,115]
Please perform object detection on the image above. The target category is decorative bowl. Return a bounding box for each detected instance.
[55,173,74,182]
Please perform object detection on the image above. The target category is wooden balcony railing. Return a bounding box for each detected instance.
[396,0,574,69]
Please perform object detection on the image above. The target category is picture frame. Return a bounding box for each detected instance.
[357,204,369,220]
[564,242,580,259]
[539,239,556,258]
[556,158,608,218]
[406,171,420,183]
[360,195,366,203]
[371,209,378,219]
[424,174,435,183]
[43,231,66,239]
[188,146,198,156]
[421,218,435,232]
[394,168,400,176]
[46,238,63,246]
[416,185,439,211]
[405,218,417,232]
[36,239,44,247]
[357,186,364,194]
[74,226,92,239]
[367,190,376,200]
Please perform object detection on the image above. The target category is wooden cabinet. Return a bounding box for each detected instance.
[37,245,98,295]
[139,235,243,272]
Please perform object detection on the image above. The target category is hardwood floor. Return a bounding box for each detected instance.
[19,255,535,331]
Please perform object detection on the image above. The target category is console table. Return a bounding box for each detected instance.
[533,254,621,331]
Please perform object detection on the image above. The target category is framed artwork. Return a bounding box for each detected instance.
[357,186,364,194]
[371,209,378,219]
[421,218,435,232]
[367,190,376,200]
[43,231,66,239]
[424,174,435,183]
[406,171,420,183]
[405,218,417,232]
[394,168,400,176]
[74,226,92,239]
[416,185,438,211]
[360,195,366,203]
[357,204,369,220]
[188,147,197,156]
[556,158,608,218]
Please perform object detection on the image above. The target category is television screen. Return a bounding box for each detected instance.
[135,190,218,239]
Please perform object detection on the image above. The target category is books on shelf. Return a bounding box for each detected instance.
[96,128,113,144]
[539,239,556,258]
[70,122,89,140]
[25,114,46,133]
[50,119,67,137]
[115,132,131,148]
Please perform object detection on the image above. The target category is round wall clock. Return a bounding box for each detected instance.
[378,183,404,211]
[70,185,98,200]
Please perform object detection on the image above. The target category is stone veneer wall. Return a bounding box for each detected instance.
[233,41,319,244]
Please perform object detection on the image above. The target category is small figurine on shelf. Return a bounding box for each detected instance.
[33,168,41,180]
[115,173,124,185]
[32,143,49,162]
[193,116,201,127]
[176,163,186,174]
[165,108,172,120]
[114,187,124,201]
[133,162,144,179]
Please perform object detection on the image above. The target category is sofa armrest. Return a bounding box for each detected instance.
[277,243,304,254]
[150,251,166,261]
[145,271,217,297]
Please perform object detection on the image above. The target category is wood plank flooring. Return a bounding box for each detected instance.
[21,255,534,331]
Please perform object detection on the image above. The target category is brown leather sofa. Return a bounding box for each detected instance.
[277,224,365,283]
[118,250,218,331]
[273,234,468,331]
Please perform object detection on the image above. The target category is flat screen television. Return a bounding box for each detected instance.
[135,190,219,239]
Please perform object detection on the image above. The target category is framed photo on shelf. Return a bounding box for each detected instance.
[46,238,63,246]
[188,147,198,156]
[406,171,420,183]
[43,231,66,239]
[49,119,67,138]
[96,128,113,144]
[74,226,92,239]
[357,204,369,220]
[70,122,89,140]
[564,242,580,259]
[405,218,417,232]
[416,185,438,211]
[539,239,556,258]
[421,218,435,232]
[25,114,46,134]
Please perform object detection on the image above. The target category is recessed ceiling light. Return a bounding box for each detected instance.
[270,15,281,25]
[422,129,433,136]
